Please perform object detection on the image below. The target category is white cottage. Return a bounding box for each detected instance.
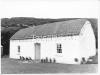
[10,19,96,64]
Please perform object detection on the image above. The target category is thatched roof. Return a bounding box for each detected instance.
[11,19,87,40]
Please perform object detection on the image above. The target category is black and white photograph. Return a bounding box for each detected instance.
[0,0,99,74]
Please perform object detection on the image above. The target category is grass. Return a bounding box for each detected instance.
[1,58,98,74]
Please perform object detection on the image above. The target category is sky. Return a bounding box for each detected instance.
[0,0,99,18]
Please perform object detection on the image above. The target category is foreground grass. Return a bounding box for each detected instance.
[1,58,98,74]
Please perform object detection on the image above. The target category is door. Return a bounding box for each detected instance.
[35,43,41,61]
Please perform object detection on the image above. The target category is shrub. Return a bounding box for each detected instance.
[50,58,52,63]
[74,58,78,62]
[45,57,48,63]
[53,58,56,63]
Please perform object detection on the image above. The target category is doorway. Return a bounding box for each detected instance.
[34,43,41,61]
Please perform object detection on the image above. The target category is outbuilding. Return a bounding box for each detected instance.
[10,19,96,64]
[1,45,3,56]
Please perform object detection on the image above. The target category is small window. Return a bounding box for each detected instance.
[18,46,20,53]
[57,44,62,53]
[74,58,78,62]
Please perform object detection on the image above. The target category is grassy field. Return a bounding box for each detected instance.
[1,58,98,74]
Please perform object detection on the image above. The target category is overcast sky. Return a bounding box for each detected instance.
[0,0,99,18]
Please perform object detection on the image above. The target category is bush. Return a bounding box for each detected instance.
[45,57,48,63]
[50,58,52,63]
[53,58,56,63]
[81,57,86,64]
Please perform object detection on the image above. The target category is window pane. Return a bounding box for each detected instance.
[57,44,62,53]
[18,46,20,53]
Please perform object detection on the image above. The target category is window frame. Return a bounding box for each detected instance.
[57,43,62,53]
[18,45,20,54]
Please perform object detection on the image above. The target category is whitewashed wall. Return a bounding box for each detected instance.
[79,21,96,60]
[10,39,35,59]
[10,36,80,64]
[10,21,96,64]
[33,36,80,64]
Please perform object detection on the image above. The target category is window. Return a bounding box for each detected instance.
[18,46,20,53]
[57,44,62,53]
[74,58,78,62]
